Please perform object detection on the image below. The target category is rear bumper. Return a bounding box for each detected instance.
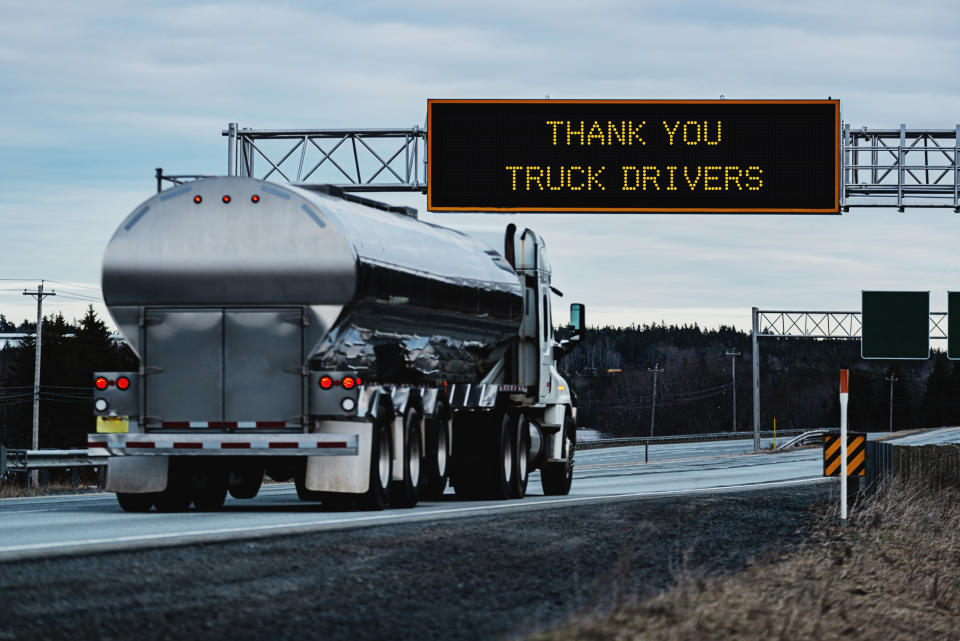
[87,433,358,457]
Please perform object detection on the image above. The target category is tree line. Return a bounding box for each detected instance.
[2,314,958,448]
[561,323,958,437]
[0,307,136,449]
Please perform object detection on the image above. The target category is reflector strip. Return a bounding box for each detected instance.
[126,442,155,449]
[221,442,251,449]
[268,442,298,449]
[88,441,108,449]
[317,441,348,448]
[173,442,203,449]
[161,420,288,429]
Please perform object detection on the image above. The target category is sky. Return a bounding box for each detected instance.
[1,0,959,332]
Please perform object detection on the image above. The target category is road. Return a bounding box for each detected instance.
[0,436,823,562]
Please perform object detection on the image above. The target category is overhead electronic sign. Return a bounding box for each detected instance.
[861,291,930,360]
[427,99,840,213]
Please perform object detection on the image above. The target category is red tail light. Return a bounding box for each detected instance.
[95,376,108,390]
[193,195,202,204]
[116,376,131,391]
[251,194,260,203]
[342,376,355,390]
[319,376,333,390]
[222,195,231,204]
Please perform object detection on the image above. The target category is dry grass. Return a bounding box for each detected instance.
[0,482,100,499]
[531,482,960,640]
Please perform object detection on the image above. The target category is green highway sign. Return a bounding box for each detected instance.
[949,292,960,360]
[861,291,929,360]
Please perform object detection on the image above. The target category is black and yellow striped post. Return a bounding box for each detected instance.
[824,432,866,477]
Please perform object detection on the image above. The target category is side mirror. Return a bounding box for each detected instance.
[570,303,585,339]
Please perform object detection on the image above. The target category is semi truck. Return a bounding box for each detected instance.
[88,176,583,512]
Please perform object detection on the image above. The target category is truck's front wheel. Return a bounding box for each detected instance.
[541,413,575,496]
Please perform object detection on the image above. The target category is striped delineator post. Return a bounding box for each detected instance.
[840,369,849,523]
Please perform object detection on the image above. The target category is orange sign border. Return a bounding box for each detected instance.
[426,99,841,214]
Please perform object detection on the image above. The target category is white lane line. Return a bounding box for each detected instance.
[0,476,827,558]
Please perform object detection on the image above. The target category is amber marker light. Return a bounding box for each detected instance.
[251,194,260,203]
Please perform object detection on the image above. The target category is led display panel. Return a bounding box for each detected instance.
[427,99,840,213]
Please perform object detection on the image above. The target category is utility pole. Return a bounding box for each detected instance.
[725,349,740,432]
[23,281,55,487]
[645,363,663,463]
[886,373,898,433]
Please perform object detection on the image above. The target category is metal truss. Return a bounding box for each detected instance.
[843,125,960,211]
[749,307,948,451]
[223,123,426,192]
[755,310,947,340]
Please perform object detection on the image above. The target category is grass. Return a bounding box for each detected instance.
[531,481,960,640]
[0,481,100,499]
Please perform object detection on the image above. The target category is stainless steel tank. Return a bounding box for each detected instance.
[102,177,522,384]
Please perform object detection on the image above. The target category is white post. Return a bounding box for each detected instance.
[840,369,849,523]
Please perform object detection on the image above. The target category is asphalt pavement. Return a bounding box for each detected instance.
[0,436,823,561]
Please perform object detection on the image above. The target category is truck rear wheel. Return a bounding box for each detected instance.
[389,406,423,508]
[358,419,392,510]
[155,460,193,512]
[192,465,228,511]
[228,463,263,500]
[116,492,155,512]
[420,415,449,500]
[512,416,531,499]
[541,413,575,496]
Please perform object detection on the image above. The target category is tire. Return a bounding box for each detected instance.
[512,415,531,499]
[155,459,193,512]
[228,464,263,500]
[116,492,155,512]
[319,492,355,511]
[192,464,228,511]
[358,418,392,510]
[489,411,514,501]
[420,415,450,500]
[541,412,575,496]
[389,406,423,508]
[295,459,325,502]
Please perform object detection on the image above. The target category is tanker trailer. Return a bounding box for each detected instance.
[87,176,583,512]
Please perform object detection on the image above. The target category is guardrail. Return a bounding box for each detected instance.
[575,430,806,451]
[772,429,837,452]
[1,446,103,476]
[864,442,960,492]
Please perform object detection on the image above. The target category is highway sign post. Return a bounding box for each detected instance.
[839,369,849,524]
[427,99,840,213]
[861,291,930,359]
[949,292,960,360]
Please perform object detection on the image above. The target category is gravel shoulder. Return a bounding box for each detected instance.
[0,484,830,641]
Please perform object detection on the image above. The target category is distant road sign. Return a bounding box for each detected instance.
[427,99,840,213]
[949,291,960,360]
[861,291,930,359]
